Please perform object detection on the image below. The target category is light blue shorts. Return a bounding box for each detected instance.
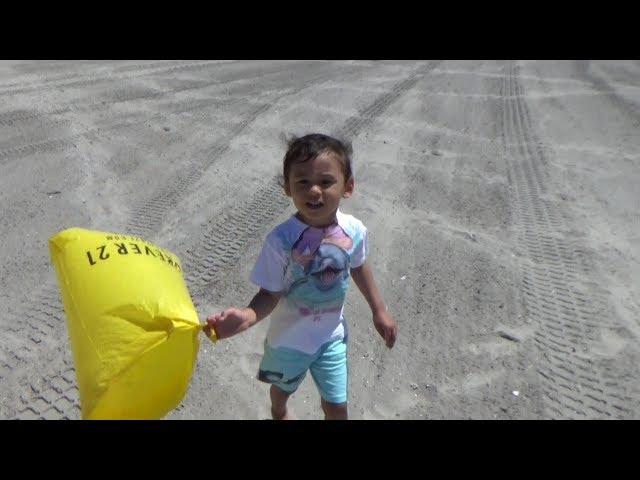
[257,337,348,404]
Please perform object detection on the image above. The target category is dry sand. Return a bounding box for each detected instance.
[0,60,638,419]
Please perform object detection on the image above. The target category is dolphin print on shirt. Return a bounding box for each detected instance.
[284,223,353,312]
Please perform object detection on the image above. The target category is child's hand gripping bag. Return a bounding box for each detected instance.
[49,227,215,419]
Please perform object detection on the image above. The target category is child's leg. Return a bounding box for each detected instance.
[258,340,312,420]
[270,384,293,420]
[320,398,348,420]
[309,338,348,420]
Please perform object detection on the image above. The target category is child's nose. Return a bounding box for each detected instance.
[309,184,322,196]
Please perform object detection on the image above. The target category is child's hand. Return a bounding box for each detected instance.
[205,308,255,340]
[372,310,398,348]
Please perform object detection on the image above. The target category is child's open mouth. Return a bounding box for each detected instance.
[306,202,324,210]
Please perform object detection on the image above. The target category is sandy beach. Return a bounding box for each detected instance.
[0,60,638,419]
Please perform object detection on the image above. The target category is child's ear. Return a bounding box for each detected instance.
[283,180,292,197]
[343,176,355,198]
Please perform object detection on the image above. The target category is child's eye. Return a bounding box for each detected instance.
[297,180,308,185]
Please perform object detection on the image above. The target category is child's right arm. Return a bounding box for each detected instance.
[204,288,282,340]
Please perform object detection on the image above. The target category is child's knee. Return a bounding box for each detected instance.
[270,385,292,407]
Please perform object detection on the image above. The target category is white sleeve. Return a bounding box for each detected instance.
[250,232,288,293]
[350,225,369,268]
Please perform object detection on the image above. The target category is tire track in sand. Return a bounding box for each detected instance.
[499,62,640,419]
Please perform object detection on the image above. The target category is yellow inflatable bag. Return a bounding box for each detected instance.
[49,227,212,419]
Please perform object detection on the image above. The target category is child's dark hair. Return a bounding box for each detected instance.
[280,133,353,187]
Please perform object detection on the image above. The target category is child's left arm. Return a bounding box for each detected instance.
[351,263,398,348]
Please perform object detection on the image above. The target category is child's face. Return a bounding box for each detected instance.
[285,152,354,227]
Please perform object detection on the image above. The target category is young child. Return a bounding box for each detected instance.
[204,133,398,420]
